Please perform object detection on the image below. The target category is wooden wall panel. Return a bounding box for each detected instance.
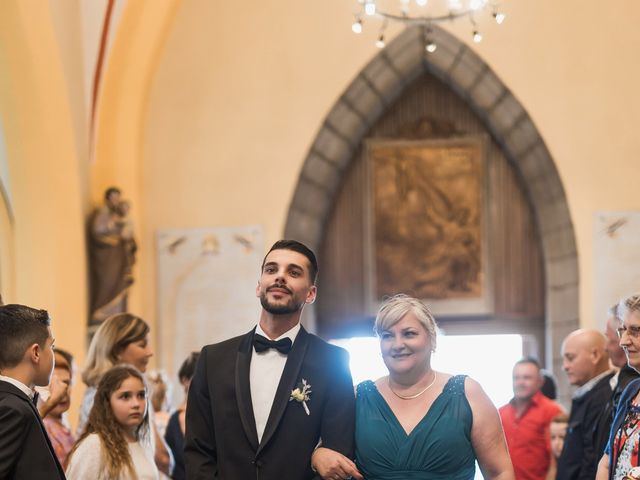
[317,73,544,350]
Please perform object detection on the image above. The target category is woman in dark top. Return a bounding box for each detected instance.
[165,352,199,480]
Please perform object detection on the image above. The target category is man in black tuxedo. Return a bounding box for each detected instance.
[0,304,66,479]
[185,240,361,480]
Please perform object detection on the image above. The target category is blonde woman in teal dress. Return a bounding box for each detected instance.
[312,295,514,480]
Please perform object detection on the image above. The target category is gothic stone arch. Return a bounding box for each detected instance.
[284,25,578,388]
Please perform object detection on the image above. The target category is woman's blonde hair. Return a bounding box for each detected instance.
[82,313,150,387]
[619,293,640,322]
[69,365,150,479]
[374,294,438,350]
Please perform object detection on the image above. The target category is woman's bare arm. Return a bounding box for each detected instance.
[466,377,515,480]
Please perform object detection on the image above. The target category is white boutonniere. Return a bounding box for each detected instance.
[289,378,312,415]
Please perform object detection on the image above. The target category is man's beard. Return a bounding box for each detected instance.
[260,291,304,315]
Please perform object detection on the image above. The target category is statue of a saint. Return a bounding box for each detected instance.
[89,187,137,324]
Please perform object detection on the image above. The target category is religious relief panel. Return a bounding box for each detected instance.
[156,225,263,405]
[593,211,640,330]
[367,138,491,316]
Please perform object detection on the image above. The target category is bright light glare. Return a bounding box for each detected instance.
[416,0,428,6]
[494,12,506,24]
[331,333,522,408]
[365,1,376,15]
[469,0,487,10]
[352,20,363,34]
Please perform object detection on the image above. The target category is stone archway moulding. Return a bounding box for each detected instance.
[284,25,579,379]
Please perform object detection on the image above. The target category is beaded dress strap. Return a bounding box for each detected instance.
[442,374,468,395]
[356,379,376,397]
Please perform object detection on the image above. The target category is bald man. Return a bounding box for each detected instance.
[556,329,614,480]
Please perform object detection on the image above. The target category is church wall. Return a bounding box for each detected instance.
[0,1,89,428]
[0,0,639,386]
[142,0,640,331]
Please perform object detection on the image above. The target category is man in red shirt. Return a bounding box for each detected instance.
[499,358,564,480]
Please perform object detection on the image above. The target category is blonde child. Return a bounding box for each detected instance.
[546,414,569,480]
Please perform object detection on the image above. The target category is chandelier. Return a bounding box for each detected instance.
[351,0,506,51]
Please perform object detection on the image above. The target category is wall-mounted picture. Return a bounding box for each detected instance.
[367,138,488,315]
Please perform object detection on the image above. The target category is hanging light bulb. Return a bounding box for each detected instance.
[416,0,428,6]
[352,17,363,33]
[365,0,376,16]
[424,25,436,53]
[493,11,506,24]
[375,34,385,48]
[473,30,482,43]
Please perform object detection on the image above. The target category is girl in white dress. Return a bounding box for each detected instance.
[66,365,159,480]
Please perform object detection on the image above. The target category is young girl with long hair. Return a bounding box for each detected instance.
[78,313,172,474]
[66,365,159,479]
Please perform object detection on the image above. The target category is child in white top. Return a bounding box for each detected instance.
[66,365,159,480]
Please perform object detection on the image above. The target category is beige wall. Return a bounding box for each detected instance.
[142,0,640,330]
[0,194,15,302]
[1,0,639,384]
[0,1,89,428]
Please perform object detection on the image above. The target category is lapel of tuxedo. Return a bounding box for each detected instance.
[235,328,259,451]
[257,326,310,455]
[0,381,65,477]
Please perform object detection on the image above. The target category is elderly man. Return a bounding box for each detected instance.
[499,358,563,480]
[557,329,614,480]
[593,305,640,457]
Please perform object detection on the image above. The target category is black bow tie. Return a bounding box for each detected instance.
[253,334,292,354]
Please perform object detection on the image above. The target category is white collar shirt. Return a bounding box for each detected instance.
[0,374,36,400]
[573,369,614,399]
[249,322,301,443]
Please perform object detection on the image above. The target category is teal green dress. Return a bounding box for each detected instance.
[355,375,476,480]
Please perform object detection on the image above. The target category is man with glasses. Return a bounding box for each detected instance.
[557,329,614,480]
[593,305,640,460]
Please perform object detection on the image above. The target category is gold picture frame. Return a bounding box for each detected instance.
[365,137,493,317]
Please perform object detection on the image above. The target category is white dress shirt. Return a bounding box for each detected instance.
[0,374,36,399]
[249,323,300,443]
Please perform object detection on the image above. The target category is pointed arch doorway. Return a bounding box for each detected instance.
[285,25,578,401]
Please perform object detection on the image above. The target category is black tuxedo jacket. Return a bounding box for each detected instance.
[0,380,66,479]
[184,326,355,480]
[556,371,615,480]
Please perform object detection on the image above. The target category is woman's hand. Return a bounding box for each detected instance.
[311,447,364,480]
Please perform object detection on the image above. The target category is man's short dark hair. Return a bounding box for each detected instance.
[178,351,200,382]
[515,356,541,370]
[104,187,121,201]
[0,304,51,369]
[262,239,318,284]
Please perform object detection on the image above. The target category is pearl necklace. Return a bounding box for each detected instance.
[388,371,438,400]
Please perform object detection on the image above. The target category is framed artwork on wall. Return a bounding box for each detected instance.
[365,137,493,317]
